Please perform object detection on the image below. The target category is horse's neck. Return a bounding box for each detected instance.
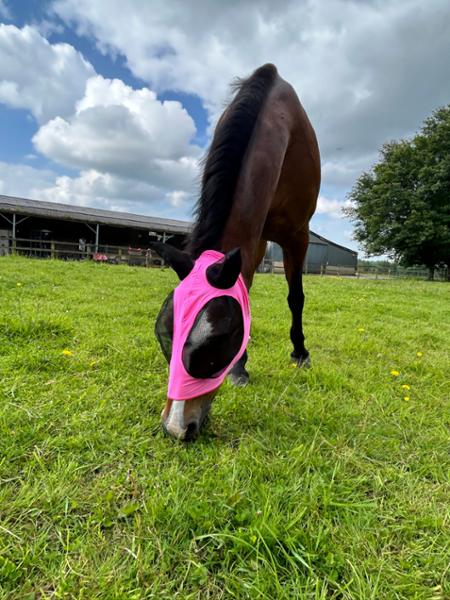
[219,199,266,288]
[219,101,292,287]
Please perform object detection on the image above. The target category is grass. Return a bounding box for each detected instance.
[0,256,449,599]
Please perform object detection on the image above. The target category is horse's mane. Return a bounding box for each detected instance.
[186,63,278,258]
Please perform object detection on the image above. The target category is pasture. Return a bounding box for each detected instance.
[0,256,449,599]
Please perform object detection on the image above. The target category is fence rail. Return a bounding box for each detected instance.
[356,264,448,281]
[0,236,162,266]
[1,236,448,281]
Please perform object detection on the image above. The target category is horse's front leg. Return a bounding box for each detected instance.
[282,234,310,368]
[228,239,267,387]
[228,350,249,386]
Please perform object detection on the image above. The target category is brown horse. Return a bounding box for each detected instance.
[151,64,320,440]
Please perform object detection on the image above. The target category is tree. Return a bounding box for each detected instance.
[345,105,450,279]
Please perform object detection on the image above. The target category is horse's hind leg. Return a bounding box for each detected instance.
[282,233,310,368]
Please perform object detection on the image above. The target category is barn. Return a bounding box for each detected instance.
[0,194,357,273]
[264,234,358,275]
[0,194,189,266]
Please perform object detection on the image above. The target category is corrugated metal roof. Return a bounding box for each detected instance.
[0,194,191,235]
[310,230,358,255]
[309,232,328,246]
[0,194,357,255]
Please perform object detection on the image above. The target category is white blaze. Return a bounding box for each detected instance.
[188,311,213,346]
[166,400,185,435]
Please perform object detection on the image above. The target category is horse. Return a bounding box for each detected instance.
[151,64,320,441]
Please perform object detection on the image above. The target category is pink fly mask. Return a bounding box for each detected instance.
[153,247,251,401]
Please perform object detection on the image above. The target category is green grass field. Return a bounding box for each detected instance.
[0,256,449,599]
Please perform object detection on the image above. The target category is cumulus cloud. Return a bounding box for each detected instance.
[35,169,195,216]
[316,195,352,219]
[0,24,94,122]
[33,75,201,192]
[53,0,450,192]
[0,160,57,197]
[2,0,450,233]
[0,27,202,216]
[0,161,195,218]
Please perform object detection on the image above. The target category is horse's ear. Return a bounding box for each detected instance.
[149,242,194,280]
[206,248,242,289]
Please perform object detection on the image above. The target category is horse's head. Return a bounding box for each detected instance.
[150,242,250,441]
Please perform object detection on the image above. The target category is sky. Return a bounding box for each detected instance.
[1,0,449,254]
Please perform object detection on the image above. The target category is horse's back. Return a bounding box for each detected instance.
[260,74,321,244]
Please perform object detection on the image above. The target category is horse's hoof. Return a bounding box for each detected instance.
[228,372,249,387]
[291,353,311,369]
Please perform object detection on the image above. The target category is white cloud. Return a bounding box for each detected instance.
[0,160,57,197]
[2,1,450,237]
[33,75,201,192]
[316,195,351,219]
[35,169,195,216]
[53,0,450,192]
[321,155,377,189]
[0,24,94,123]
[166,190,190,208]
[0,161,195,219]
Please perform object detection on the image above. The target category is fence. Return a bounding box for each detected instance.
[1,236,448,281]
[1,237,162,267]
[258,260,357,276]
[356,264,448,281]
[258,258,448,280]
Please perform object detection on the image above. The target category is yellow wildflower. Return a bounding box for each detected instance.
[390,370,400,377]
[402,384,410,390]
[62,349,73,356]
[403,396,410,401]
[358,327,365,333]
[16,282,22,287]
[416,352,423,358]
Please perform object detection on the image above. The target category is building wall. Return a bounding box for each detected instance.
[327,244,357,268]
[267,241,357,274]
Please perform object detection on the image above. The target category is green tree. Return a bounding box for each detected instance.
[345,105,450,279]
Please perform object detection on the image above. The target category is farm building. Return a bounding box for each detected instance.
[0,194,357,273]
[264,234,358,275]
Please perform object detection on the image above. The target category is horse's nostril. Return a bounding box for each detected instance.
[185,421,198,439]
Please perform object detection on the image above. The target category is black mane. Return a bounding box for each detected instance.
[186,63,278,258]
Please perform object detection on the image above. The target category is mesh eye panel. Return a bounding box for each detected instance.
[154,291,174,363]
[182,297,244,379]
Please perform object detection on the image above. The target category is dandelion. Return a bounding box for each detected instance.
[416,351,423,358]
[358,327,365,333]
[390,370,400,377]
[401,384,410,390]
[403,396,410,401]
[62,349,73,356]
[16,282,22,287]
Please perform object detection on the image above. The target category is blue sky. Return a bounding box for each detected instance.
[1,0,449,254]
